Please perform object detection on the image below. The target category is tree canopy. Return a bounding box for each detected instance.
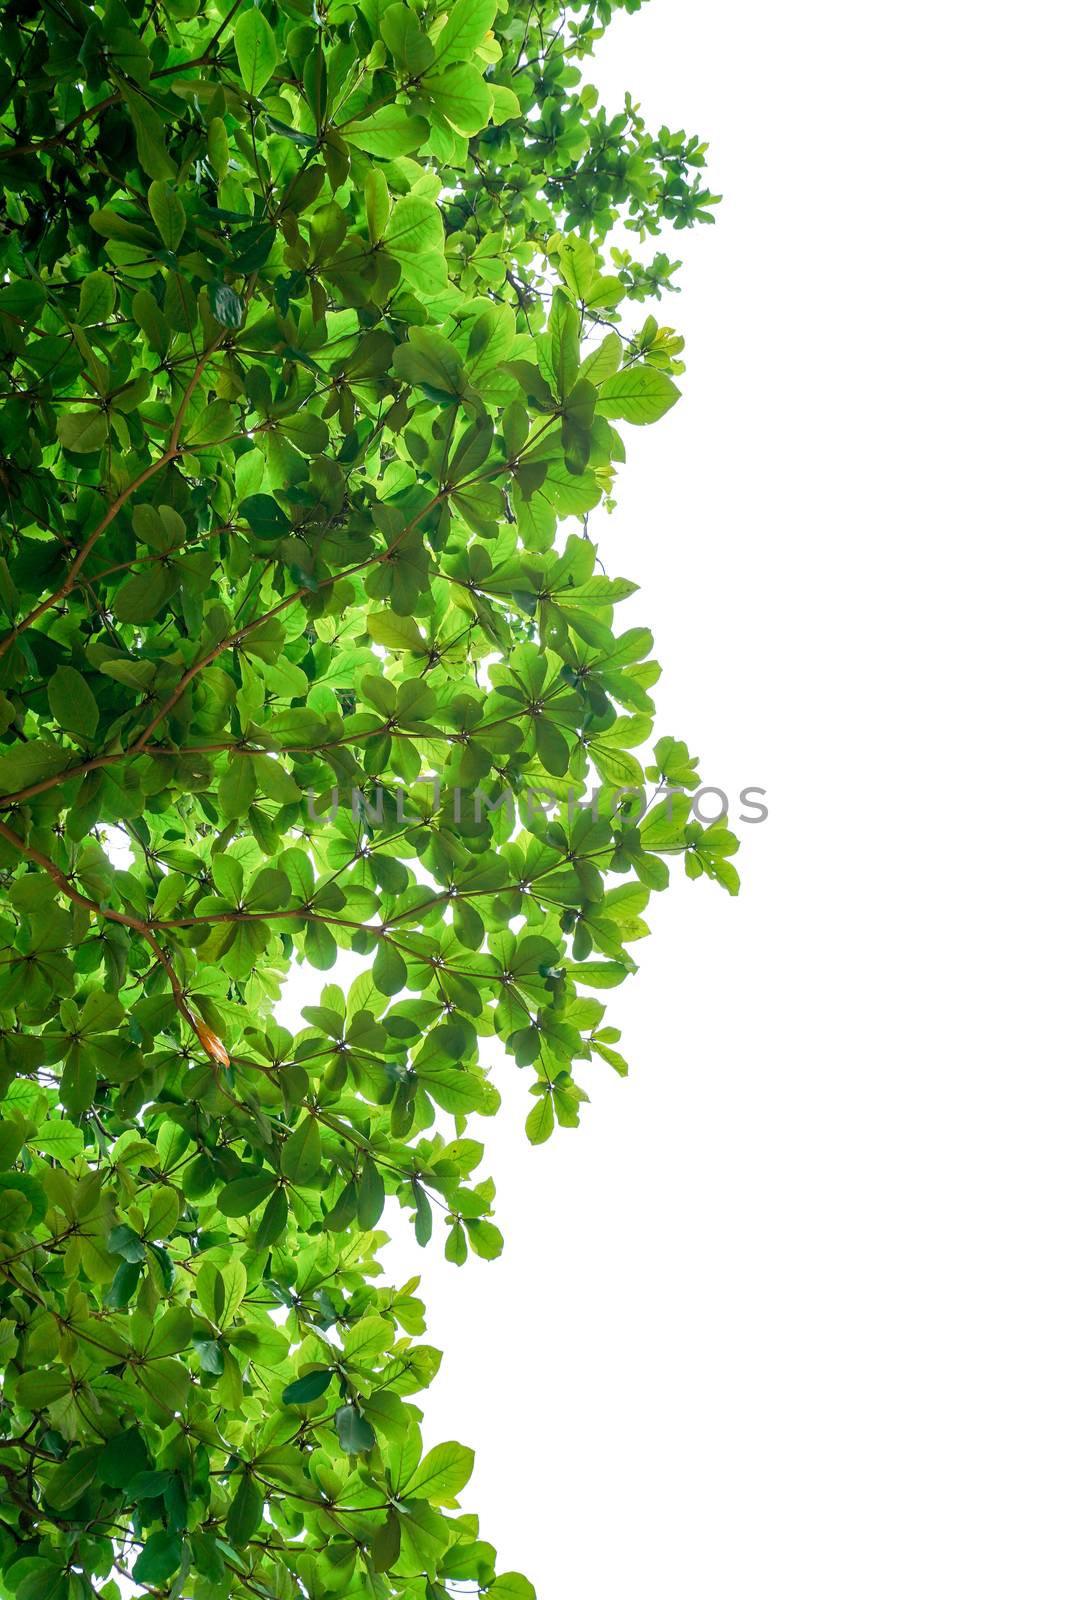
[0,1,730,1596]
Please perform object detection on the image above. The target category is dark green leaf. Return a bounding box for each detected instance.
[281,1368,332,1405]
[132,1531,182,1585]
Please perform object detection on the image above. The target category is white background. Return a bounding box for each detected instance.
[286,2,1067,1592]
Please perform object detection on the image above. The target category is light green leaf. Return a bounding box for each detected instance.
[487,1577,536,1600]
[56,410,107,453]
[367,611,426,651]
[402,1440,474,1503]
[28,1119,83,1163]
[597,364,681,424]
[432,0,497,67]
[381,3,434,73]
[234,7,278,95]
[347,106,430,157]
[0,741,76,795]
[525,1095,554,1145]
[343,1315,395,1360]
[421,64,493,137]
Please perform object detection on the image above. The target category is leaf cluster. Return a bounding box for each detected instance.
[0,1,727,1596]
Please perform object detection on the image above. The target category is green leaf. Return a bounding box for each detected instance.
[13,1566,68,1600]
[45,1447,99,1510]
[276,411,328,454]
[112,565,172,624]
[381,3,434,74]
[487,1577,536,1600]
[403,1440,474,1503]
[234,8,278,96]
[13,1370,69,1409]
[432,0,497,67]
[132,1531,183,1585]
[346,107,429,157]
[122,89,176,180]
[225,1471,263,1548]
[254,1185,289,1248]
[0,1173,47,1228]
[356,1160,385,1229]
[217,1172,278,1216]
[240,492,288,537]
[218,755,255,820]
[147,182,186,251]
[56,410,107,453]
[371,1508,401,1571]
[421,64,493,136]
[445,1218,468,1264]
[393,326,466,396]
[372,939,407,997]
[27,1120,83,1158]
[525,1095,555,1145]
[280,1115,321,1185]
[466,1218,504,1260]
[60,1052,97,1117]
[367,611,425,652]
[47,666,98,740]
[0,741,74,795]
[364,167,391,246]
[335,1404,375,1454]
[413,1181,433,1245]
[383,194,446,281]
[281,1368,332,1405]
[207,116,229,178]
[198,1257,247,1328]
[183,399,233,446]
[107,1223,145,1262]
[342,1315,394,1360]
[77,271,115,325]
[545,289,580,398]
[597,365,681,424]
[98,1429,150,1489]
